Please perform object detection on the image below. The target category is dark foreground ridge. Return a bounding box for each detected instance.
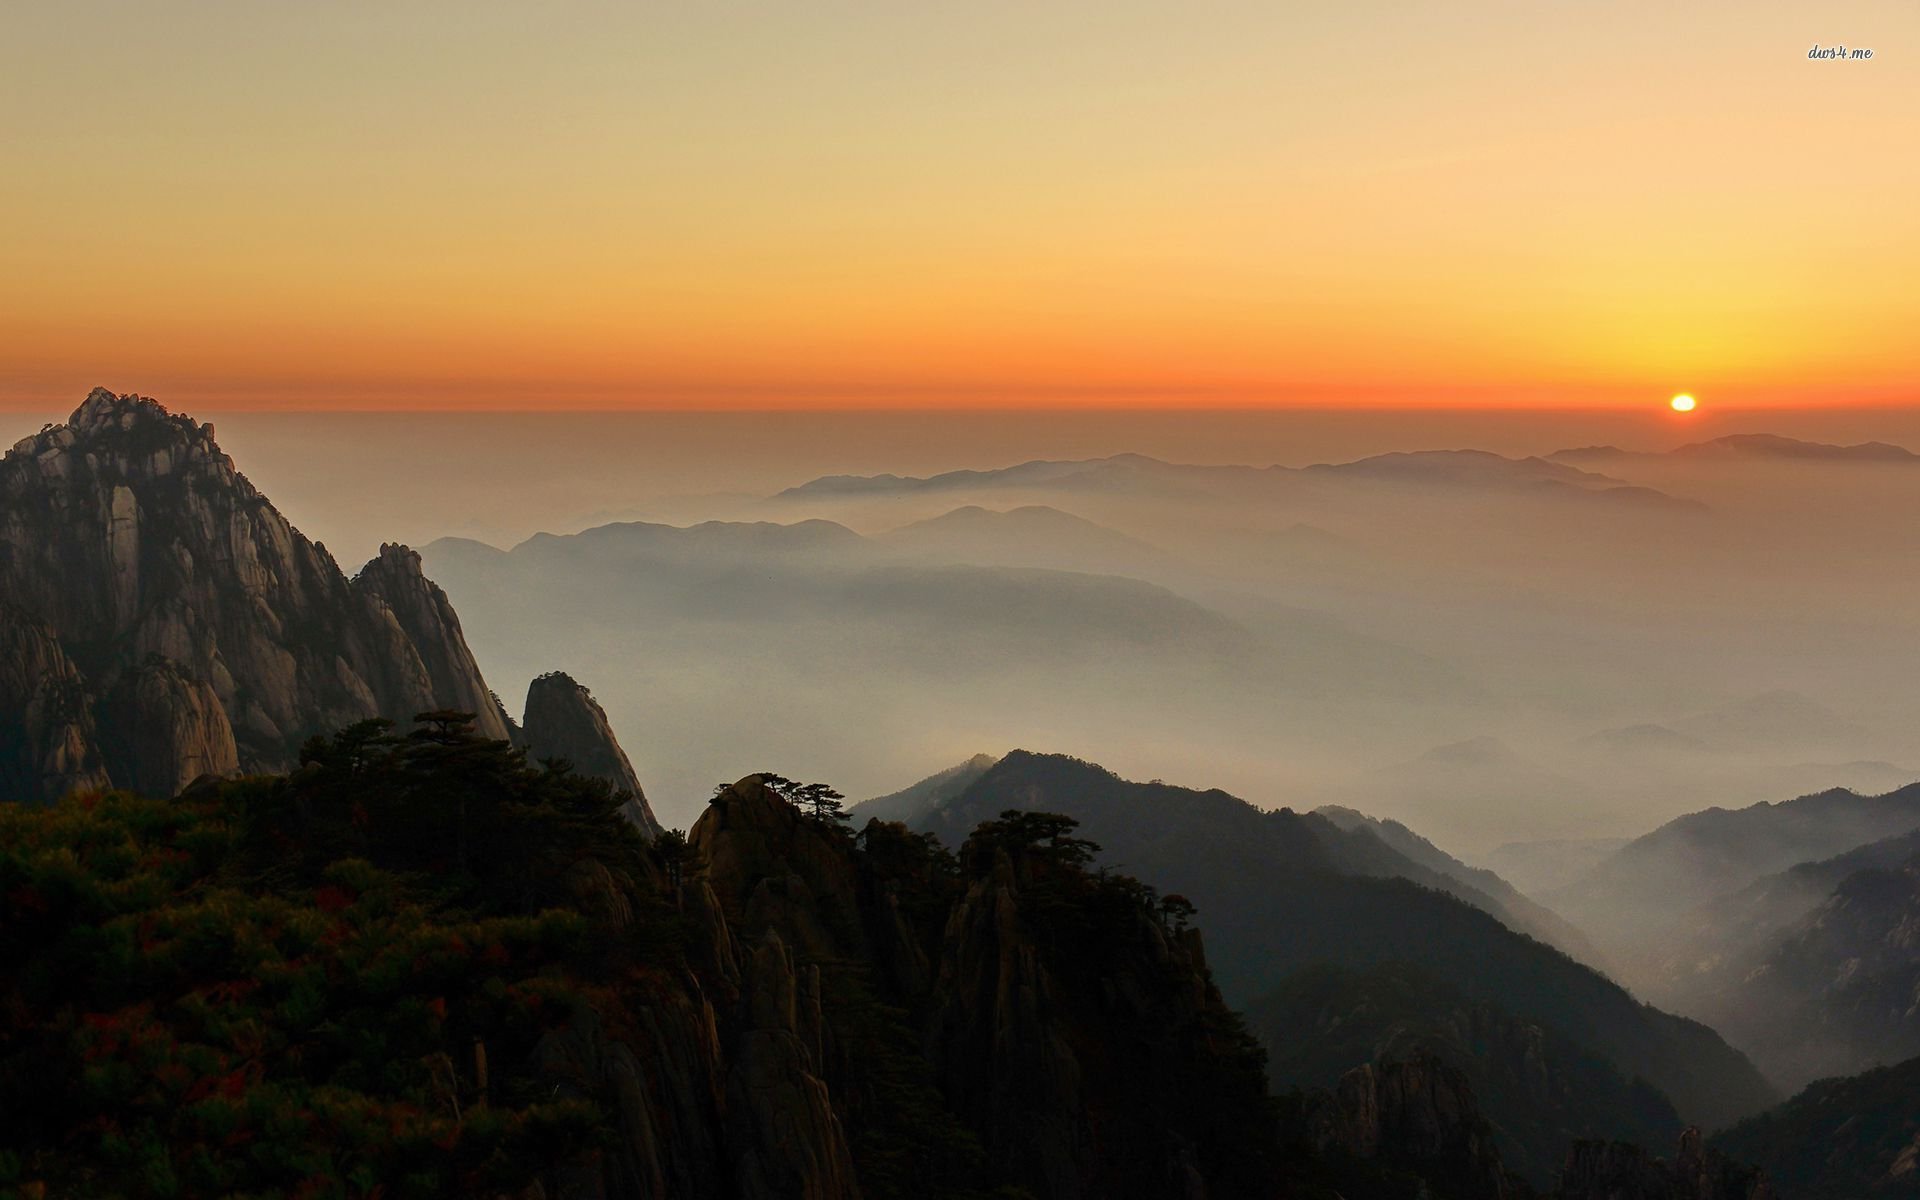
[0,717,1787,1198]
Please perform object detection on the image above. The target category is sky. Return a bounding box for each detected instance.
[4,1,1918,411]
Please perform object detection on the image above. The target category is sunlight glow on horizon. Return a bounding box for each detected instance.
[4,2,1918,412]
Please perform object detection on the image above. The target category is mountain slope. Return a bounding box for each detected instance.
[1713,1056,1920,1199]
[1697,853,1920,1090]
[1314,805,1606,966]
[854,754,1000,825]
[1638,826,1920,1010]
[1544,781,1920,952]
[1482,838,1632,898]
[1249,963,1682,1188]
[907,751,1776,1130]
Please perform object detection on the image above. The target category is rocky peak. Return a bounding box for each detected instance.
[518,670,660,837]
[693,775,863,958]
[0,389,631,805]
[352,544,510,744]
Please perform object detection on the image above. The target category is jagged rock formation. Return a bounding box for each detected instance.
[0,609,113,799]
[1561,1129,1773,1200]
[0,390,659,810]
[1308,1054,1518,1200]
[725,930,860,1200]
[518,671,662,837]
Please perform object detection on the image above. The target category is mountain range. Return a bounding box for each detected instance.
[777,448,1697,508]
[1542,781,1920,955]
[1553,434,1920,464]
[856,750,1777,1135]
[417,511,1464,816]
[11,389,1917,1198]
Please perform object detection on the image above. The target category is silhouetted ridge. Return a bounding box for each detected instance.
[908,750,1776,1131]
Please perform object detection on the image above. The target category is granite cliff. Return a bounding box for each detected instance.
[0,390,657,835]
[519,670,662,839]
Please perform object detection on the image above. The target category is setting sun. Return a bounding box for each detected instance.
[1670,394,1698,413]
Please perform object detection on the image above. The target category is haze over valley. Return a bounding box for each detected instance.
[9,1,1920,1193]
[110,406,1918,852]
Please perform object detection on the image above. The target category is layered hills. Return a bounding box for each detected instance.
[1542,782,1920,955]
[0,391,1824,1198]
[778,449,1693,507]
[418,513,1459,815]
[1553,434,1920,464]
[1688,851,1920,1091]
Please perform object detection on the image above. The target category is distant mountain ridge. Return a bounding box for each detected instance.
[1543,780,1920,952]
[419,512,1469,809]
[1553,433,1920,463]
[879,504,1173,574]
[776,448,1697,507]
[1639,824,1920,1009]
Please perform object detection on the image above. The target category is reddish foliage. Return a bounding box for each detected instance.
[313,885,354,913]
[7,885,47,915]
[206,978,260,1004]
[291,1175,331,1200]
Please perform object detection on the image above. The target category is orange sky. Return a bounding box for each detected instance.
[4,2,1918,411]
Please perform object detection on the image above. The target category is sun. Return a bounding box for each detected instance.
[1669,393,1697,413]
